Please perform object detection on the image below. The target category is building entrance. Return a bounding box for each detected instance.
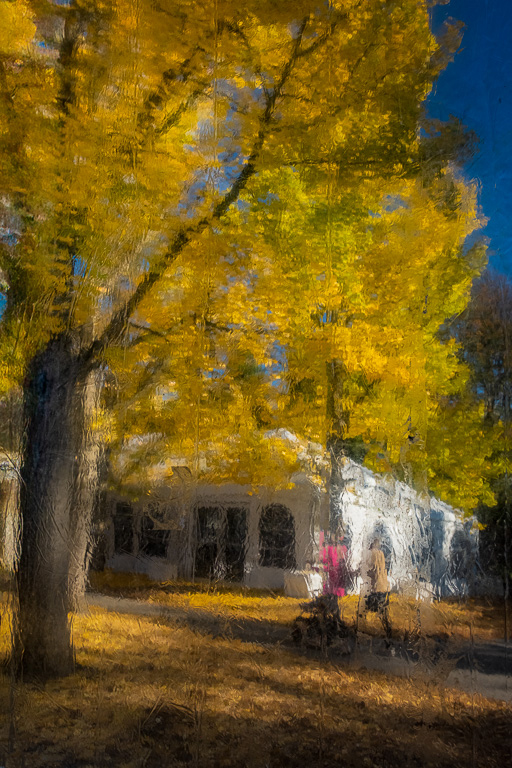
[195,505,247,581]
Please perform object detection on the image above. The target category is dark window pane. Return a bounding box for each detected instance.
[114,502,133,554]
[195,506,223,579]
[259,504,295,569]
[140,516,168,558]
[225,506,247,581]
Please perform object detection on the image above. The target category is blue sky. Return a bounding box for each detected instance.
[429,0,512,276]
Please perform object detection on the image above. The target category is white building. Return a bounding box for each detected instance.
[99,455,479,599]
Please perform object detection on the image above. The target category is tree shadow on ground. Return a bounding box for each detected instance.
[1,672,510,768]
[148,604,511,678]
[1,603,511,768]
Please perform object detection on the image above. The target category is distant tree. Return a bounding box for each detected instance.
[458,272,512,423]
[456,272,512,594]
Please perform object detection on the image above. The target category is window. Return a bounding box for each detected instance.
[259,504,295,569]
[449,529,474,582]
[194,505,248,581]
[408,518,432,581]
[369,524,393,572]
[195,506,223,579]
[114,502,133,554]
[225,506,247,581]
[139,516,168,558]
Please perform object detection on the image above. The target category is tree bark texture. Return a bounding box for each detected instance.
[0,476,18,569]
[16,333,102,679]
[326,359,350,533]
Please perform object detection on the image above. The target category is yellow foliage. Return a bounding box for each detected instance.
[0,0,35,55]
[0,0,492,513]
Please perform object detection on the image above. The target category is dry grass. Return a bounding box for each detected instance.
[0,577,510,768]
[90,569,510,643]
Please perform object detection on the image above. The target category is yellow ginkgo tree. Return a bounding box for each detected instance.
[0,0,477,678]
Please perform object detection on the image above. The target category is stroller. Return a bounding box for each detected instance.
[292,594,354,649]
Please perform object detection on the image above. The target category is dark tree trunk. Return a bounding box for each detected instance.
[16,333,102,679]
[327,442,345,533]
[326,360,350,533]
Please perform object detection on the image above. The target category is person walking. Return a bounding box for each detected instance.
[320,531,348,597]
[364,538,392,640]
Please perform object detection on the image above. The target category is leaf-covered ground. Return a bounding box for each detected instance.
[89,570,511,643]
[1,575,510,768]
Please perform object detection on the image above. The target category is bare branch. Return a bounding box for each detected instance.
[137,47,208,140]
[126,320,184,347]
[85,16,315,363]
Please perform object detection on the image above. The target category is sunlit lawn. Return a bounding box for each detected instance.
[0,575,511,768]
[90,570,511,644]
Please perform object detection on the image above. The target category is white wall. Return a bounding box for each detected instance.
[337,459,479,598]
[101,462,479,598]
[103,478,323,590]
[192,479,322,590]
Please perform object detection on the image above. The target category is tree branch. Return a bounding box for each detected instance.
[85,16,313,363]
[125,320,185,347]
[137,47,208,140]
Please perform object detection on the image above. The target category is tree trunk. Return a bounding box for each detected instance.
[0,476,18,570]
[16,333,102,680]
[67,367,104,609]
[326,360,349,533]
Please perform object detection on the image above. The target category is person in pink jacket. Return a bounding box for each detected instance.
[320,531,348,597]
